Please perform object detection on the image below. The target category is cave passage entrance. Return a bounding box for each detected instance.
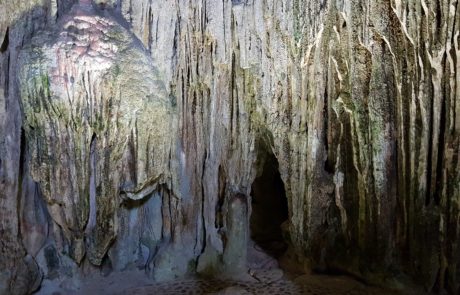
[250,148,289,259]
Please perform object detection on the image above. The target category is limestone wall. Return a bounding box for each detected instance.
[0,0,459,293]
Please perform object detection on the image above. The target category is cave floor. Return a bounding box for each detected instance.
[35,242,422,295]
[112,275,396,295]
[38,270,405,295]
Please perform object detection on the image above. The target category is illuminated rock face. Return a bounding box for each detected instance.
[0,0,459,294]
[18,1,176,266]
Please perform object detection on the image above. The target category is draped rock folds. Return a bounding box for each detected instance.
[18,2,176,266]
[0,0,457,293]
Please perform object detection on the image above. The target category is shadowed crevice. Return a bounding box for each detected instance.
[250,147,288,259]
[0,27,9,53]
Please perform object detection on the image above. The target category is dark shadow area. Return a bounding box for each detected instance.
[250,149,288,259]
[0,27,9,53]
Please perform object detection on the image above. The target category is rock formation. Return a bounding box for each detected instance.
[0,0,459,294]
[18,0,177,266]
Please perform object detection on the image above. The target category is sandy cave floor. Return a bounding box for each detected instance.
[35,243,420,295]
[36,269,411,295]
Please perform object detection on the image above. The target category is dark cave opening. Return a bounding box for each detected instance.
[250,149,289,259]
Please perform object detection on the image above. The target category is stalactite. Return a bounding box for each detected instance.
[0,0,459,294]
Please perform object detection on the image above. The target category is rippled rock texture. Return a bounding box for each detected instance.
[1,0,459,294]
[19,1,176,268]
